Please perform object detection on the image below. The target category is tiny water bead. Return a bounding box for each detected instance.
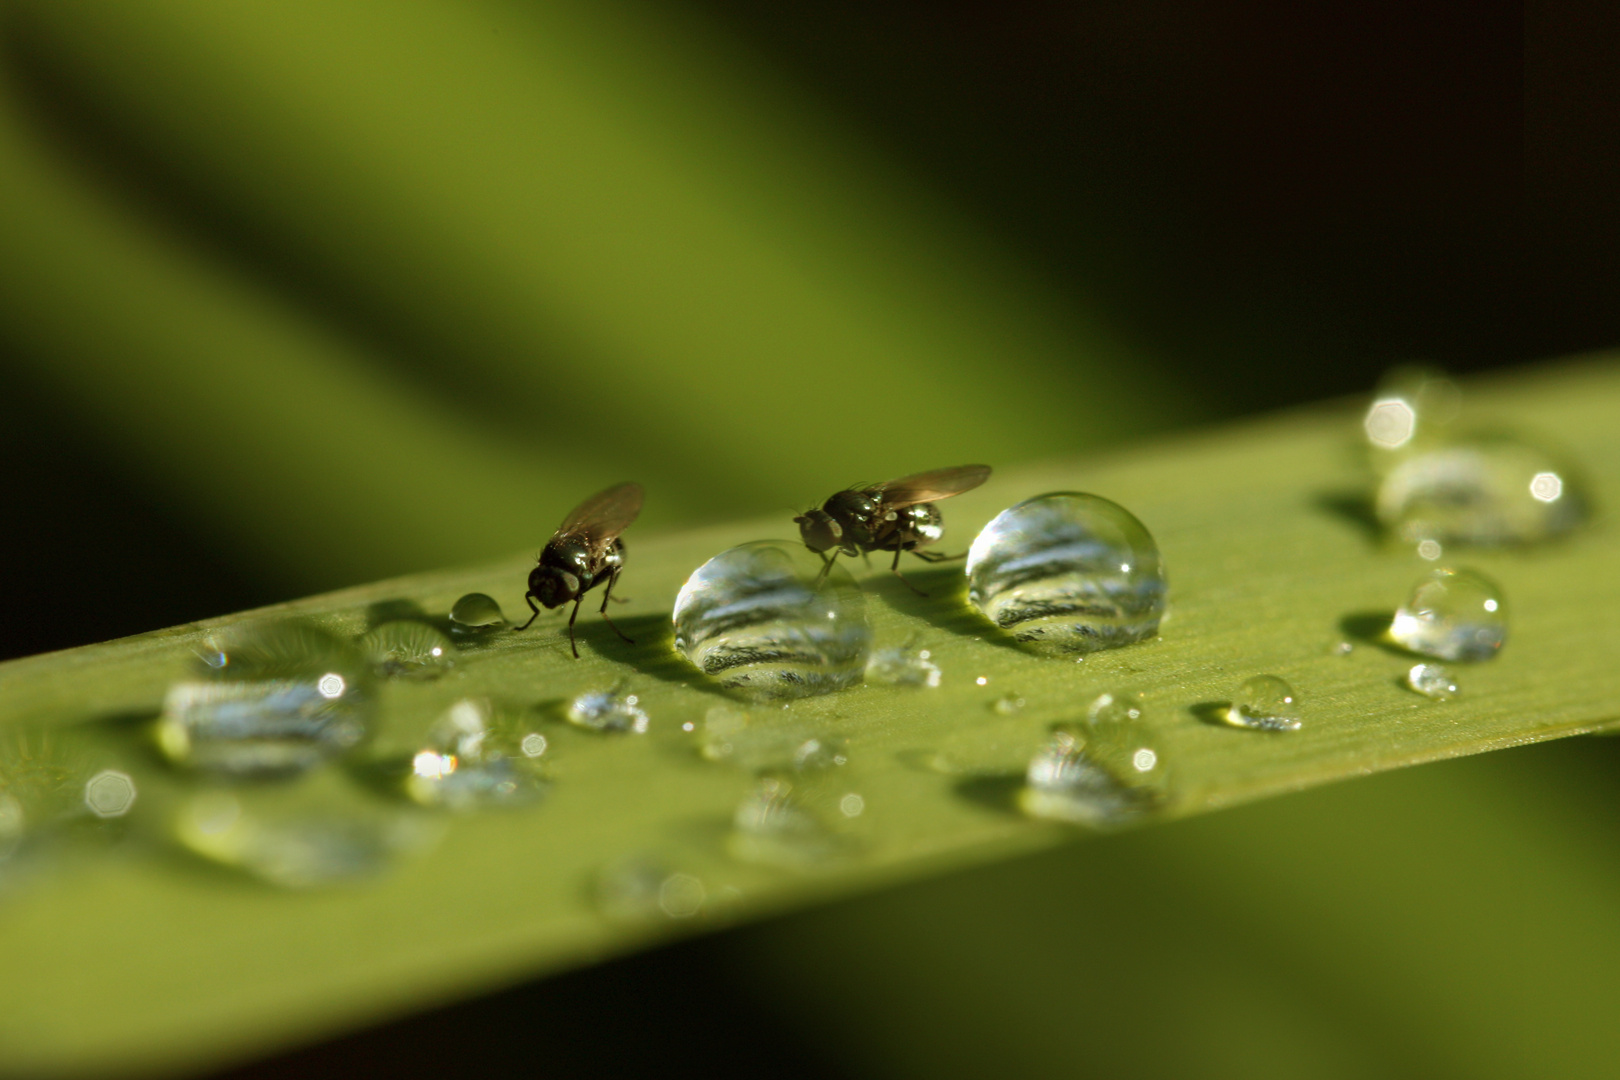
[865,640,942,687]
[566,683,649,733]
[672,541,871,700]
[448,592,507,632]
[1374,435,1586,547]
[1406,663,1459,701]
[990,693,1027,716]
[1226,675,1302,732]
[406,699,548,809]
[1389,567,1507,662]
[966,493,1166,655]
[361,620,457,678]
[157,620,373,776]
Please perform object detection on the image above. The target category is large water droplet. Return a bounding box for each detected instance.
[865,639,942,687]
[157,620,373,776]
[1375,435,1586,547]
[1226,675,1302,731]
[672,541,871,700]
[361,620,457,678]
[406,698,548,809]
[174,785,438,889]
[566,682,650,733]
[449,592,508,632]
[1389,567,1507,661]
[966,493,1166,655]
[1406,663,1459,701]
[1019,713,1168,827]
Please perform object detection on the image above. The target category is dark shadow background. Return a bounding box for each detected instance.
[0,3,1615,1077]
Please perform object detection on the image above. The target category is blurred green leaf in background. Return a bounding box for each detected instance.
[0,1,1617,1077]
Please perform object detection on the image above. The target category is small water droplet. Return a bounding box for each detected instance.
[1406,663,1459,701]
[990,693,1026,715]
[1389,567,1507,661]
[672,541,871,699]
[865,640,942,687]
[1376,436,1586,547]
[594,856,710,922]
[0,725,112,846]
[1226,675,1302,731]
[360,621,457,678]
[1019,720,1168,827]
[966,493,1166,655]
[448,592,508,631]
[1330,640,1354,657]
[83,771,137,819]
[157,620,373,776]
[406,698,548,809]
[1363,367,1461,453]
[566,682,650,733]
[727,774,848,868]
[975,676,989,686]
[698,705,845,771]
[1087,690,1144,726]
[839,792,866,817]
[174,784,438,889]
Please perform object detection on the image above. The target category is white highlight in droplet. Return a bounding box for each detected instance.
[1529,471,1563,503]
[317,673,346,699]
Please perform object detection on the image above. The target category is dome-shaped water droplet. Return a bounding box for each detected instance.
[157,620,374,776]
[566,682,650,733]
[1226,675,1302,731]
[989,692,1027,716]
[448,592,508,632]
[697,705,847,771]
[405,698,548,809]
[1019,714,1168,827]
[966,493,1166,655]
[1375,435,1586,547]
[1406,663,1459,701]
[865,639,941,687]
[174,780,439,889]
[361,620,457,678]
[672,541,871,700]
[727,773,849,868]
[1389,567,1507,661]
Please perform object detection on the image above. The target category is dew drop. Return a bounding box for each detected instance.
[594,857,709,922]
[1375,435,1586,547]
[83,770,137,819]
[449,592,507,631]
[698,705,845,771]
[727,774,847,868]
[966,493,1166,655]
[1226,675,1302,731]
[0,725,115,845]
[566,682,650,733]
[1363,367,1461,453]
[1389,567,1507,662]
[990,693,1027,716]
[671,541,871,700]
[157,620,373,776]
[1406,663,1459,701]
[839,793,866,818]
[865,640,942,687]
[361,620,457,679]
[1019,717,1168,827]
[405,698,548,809]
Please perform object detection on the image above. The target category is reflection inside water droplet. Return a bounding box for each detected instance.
[1363,367,1461,454]
[672,541,871,700]
[566,682,650,733]
[1225,675,1302,731]
[361,621,456,679]
[1389,567,1507,662]
[966,493,1166,655]
[157,620,373,776]
[1406,663,1459,701]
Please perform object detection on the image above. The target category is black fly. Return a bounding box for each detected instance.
[517,482,643,658]
[794,465,991,594]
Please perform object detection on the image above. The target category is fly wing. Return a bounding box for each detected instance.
[555,481,644,551]
[872,465,992,507]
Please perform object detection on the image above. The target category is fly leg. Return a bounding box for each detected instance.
[813,550,839,587]
[598,567,635,645]
[889,546,929,596]
[517,592,543,631]
[910,548,965,563]
[566,596,583,659]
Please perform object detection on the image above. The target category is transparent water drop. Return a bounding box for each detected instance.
[727,774,847,868]
[1019,718,1168,827]
[157,620,373,776]
[990,693,1027,716]
[174,784,439,889]
[1406,663,1459,701]
[1330,640,1354,657]
[1226,675,1302,731]
[966,493,1167,655]
[594,856,710,922]
[361,620,457,678]
[698,705,846,771]
[1363,367,1461,454]
[449,592,507,631]
[405,698,548,809]
[865,640,941,687]
[1375,435,1586,547]
[1390,567,1507,662]
[0,725,115,847]
[566,682,649,733]
[672,541,871,700]
[1087,690,1144,726]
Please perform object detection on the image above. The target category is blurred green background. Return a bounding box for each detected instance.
[0,1,1616,1076]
